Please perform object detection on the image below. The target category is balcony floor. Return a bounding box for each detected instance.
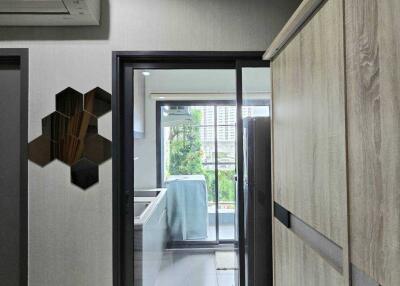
[155,250,238,286]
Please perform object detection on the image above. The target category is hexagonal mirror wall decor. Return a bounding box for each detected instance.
[42,111,70,142]
[28,87,112,190]
[71,158,99,190]
[84,87,112,118]
[28,135,57,167]
[56,87,83,117]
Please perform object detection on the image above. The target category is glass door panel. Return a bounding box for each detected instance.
[160,105,217,243]
[240,66,271,286]
[159,103,240,244]
[216,122,237,241]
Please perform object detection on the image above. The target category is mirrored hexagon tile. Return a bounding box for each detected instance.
[84,87,111,118]
[42,111,70,142]
[83,134,111,165]
[56,87,83,117]
[71,158,99,190]
[28,135,56,167]
[55,135,84,166]
[67,110,98,140]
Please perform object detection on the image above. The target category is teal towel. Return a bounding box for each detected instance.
[166,175,208,240]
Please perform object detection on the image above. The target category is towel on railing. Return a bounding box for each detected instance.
[165,175,208,241]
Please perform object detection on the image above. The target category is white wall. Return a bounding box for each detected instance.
[134,74,158,190]
[0,0,300,285]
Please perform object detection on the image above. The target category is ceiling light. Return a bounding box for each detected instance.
[142,71,150,76]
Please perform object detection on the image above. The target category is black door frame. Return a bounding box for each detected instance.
[112,51,269,286]
[0,48,29,286]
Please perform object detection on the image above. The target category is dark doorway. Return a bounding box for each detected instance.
[0,49,29,286]
[112,52,269,286]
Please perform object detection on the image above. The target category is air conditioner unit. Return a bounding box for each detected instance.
[0,0,100,26]
[162,106,193,127]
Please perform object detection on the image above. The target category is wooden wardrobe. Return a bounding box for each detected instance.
[265,0,400,285]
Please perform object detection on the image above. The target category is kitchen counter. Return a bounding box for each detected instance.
[134,188,168,286]
[134,188,167,229]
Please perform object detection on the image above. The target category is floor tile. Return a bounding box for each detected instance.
[217,270,236,286]
[154,251,218,286]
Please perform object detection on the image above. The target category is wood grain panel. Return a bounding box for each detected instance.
[272,0,347,246]
[274,219,345,286]
[345,0,400,284]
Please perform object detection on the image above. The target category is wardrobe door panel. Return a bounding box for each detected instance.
[346,0,400,284]
[274,220,345,286]
[272,0,347,246]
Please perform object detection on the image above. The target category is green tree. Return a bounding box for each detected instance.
[168,108,236,204]
[169,109,204,175]
[218,169,236,202]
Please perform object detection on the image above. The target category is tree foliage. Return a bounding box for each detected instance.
[168,108,235,203]
[168,109,204,176]
[204,169,236,202]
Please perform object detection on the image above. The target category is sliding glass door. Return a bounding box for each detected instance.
[160,104,217,243]
[158,101,238,244]
[236,63,271,286]
[157,98,269,247]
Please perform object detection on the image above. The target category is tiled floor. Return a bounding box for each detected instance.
[217,270,236,286]
[206,224,235,241]
[154,250,237,286]
[189,224,234,241]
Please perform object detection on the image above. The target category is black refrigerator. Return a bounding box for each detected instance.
[243,117,272,286]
